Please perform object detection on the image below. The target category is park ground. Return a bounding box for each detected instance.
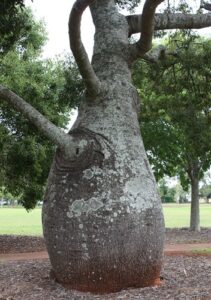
[0,203,211,235]
[0,204,211,299]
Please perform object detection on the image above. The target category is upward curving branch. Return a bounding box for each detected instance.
[69,0,101,96]
[129,0,164,60]
[127,13,211,36]
[0,85,77,157]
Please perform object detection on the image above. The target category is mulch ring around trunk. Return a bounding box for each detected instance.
[0,228,211,299]
[0,256,211,300]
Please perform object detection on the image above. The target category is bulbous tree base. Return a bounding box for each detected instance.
[44,195,164,294]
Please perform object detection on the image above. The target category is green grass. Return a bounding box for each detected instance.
[192,248,211,254]
[163,203,211,228]
[0,207,42,236]
[0,204,210,236]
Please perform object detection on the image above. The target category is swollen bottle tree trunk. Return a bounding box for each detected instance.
[1,0,211,295]
[42,0,165,293]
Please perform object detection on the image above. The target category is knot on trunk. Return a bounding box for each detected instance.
[54,127,109,174]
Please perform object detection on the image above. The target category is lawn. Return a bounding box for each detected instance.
[0,204,210,235]
[0,207,42,236]
[163,203,211,228]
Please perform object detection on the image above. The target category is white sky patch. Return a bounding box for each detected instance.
[25,0,94,59]
[67,109,78,131]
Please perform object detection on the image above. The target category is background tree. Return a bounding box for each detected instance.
[134,33,211,231]
[0,7,83,209]
[158,178,176,203]
[200,182,211,202]
[1,0,211,293]
[0,0,34,53]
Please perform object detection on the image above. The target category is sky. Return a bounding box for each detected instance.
[25,0,211,129]
[25,0,211,60]
[25,0,94,59]
[25,0,94,128]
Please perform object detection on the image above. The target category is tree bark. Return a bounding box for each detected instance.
[3,0,211,294]
[42,0,165,294]
[187,160,201,232]
[127,13,211,35]
[190,176,200,232]
[68,0,101,96]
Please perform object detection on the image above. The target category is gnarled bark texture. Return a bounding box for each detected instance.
[42,0,165,294]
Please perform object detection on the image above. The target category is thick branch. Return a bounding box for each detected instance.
[143,45,177,62]
[0,85,75,156]
[143,45,166,62]
[135,0,164,56]
[127,13,211,35]
[69,0,101,96]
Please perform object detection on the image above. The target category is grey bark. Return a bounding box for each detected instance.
[133,0,164,58]
[2,0,211,294]
[127,13,211,35]
[42,0,165,293]
[68,0,101,96]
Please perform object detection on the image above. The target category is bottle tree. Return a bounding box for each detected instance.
[1,0,211,294]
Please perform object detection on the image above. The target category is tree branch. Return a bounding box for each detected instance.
[143,45,178,63]
[142,45,166,62]
[0,85,76,156]
[127,13,211,35]
[69,0,101,96]
[132,0,164,58]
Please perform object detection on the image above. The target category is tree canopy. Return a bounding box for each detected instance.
[0,1,36,53]
[0,7,83,209]
[134,33,211,189]
[133,31,211,230]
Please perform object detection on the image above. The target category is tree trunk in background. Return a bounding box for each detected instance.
[190,176,200,232]
[42,0,165,293]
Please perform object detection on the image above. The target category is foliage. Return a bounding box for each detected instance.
[0,186,17,202]
[0,2,39,54]
[134,33,211,190]
[115,0,141,10]
[200,183,211,198]
[0,8,82,210]
[158,179,176,203]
